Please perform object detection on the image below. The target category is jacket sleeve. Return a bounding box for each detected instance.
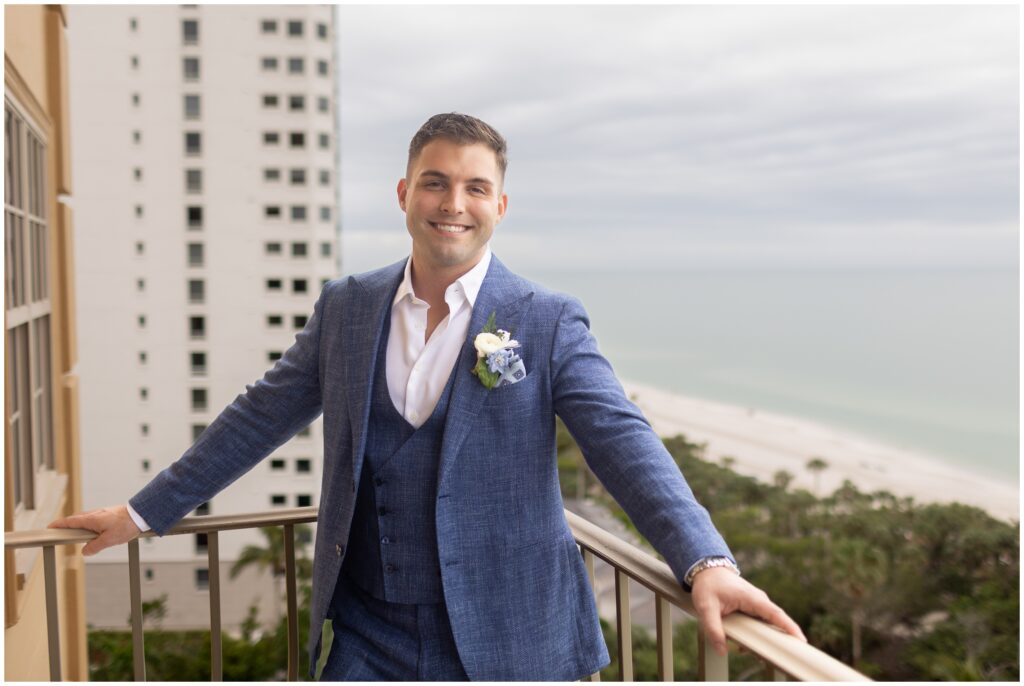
[129,282,332,535]
[550,295,734,590]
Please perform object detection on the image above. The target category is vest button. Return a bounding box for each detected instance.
[378,506,387,516]
[385,564,396,573]
[335,544,345,556]
[380,536,390,544]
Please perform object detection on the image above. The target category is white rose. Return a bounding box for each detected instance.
[474,332,504,357]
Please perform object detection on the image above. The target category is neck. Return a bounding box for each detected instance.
[409,251,485,308]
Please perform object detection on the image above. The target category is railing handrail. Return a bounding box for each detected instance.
[564,510,870,682]
[7,506,869,681]
[4,506,319,550]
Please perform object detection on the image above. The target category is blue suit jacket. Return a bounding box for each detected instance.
[130,255,734,680]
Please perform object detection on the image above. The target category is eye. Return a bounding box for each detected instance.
[423,180,443,189]
[469,186,486,195]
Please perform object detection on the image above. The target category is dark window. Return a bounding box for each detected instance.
[263,94,279,108]
[290,205,306,221]
[292,279,308,294]
[319,169,330,186]
[196,502,211,515]
[317,96,329,113]
[264,241,282,255]
[270,458,286,471]
[266,279,283,291]
[139,351,147,364]
[296,458,312,473]
[190,351,206,375]
[297,426,311,438]
[265,205,281,219]
[195,568,209,590]
[133,130,142,144]
[185,131,201,155]
[141,423,149,437]
[317,22,328,39]
[267,314,283,327]
[185,169,202,193]
[320,206,331,222]
[287,20,303,36]
[289,168,306,185]
[187,242,204,267]
[189,315,206,338]
[268,351,282,362]
[187,205,203,228]
[287,57,304,74]
[261,19,277,34]
[145,568,154,580]
[296,494,312,507]
[320,242,331,258]
[293,314,308,329]
[291,242,307,257]
[289,95,305,111]
[135,205,144,218]
[183,57,200,80]
[192,424,207,440]
[289,132,305,148]
[195,533,208,553]
[261,56,278,71]
[264,168,281,181]
[318,132,330,149]
[131,55,139,69]
[317,60,328,76]
[132,93,140,106]
[142,459,150,471]
[188,279,205,303]
[191,388,207,411]
[130,17,138,31]
[139,387,148,400]
[184,94,201,119]
[270,494,287,506]
[182,19,199,45]
[263,131,280,145]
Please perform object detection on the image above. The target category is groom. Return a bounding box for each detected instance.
[51,113,804,680]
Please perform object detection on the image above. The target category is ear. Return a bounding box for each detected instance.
[495,192,509,223]
[397,178,409,212]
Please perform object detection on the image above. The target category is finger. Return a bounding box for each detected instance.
[698,598,728,657]
[48,510,100,530]
[748,595,807,642]
[81,529,116,557]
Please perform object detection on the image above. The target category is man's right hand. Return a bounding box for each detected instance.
[48,505,142,556]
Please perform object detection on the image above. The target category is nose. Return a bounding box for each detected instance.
[439,187,465,215]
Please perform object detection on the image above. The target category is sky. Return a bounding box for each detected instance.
[336,4,1019,274]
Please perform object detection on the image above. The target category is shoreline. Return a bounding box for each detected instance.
[620,379,1019,522]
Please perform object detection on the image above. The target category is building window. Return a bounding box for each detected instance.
[188,279,205,303]
[135,241,145,256]
[189,315,205,339]
[139,387,148,400]
[264,205,281,219]
[184,94,201,119]
[270,494,287,506]
[185,169,203,193]
[263,131,280,146]
[142,459,150,472]
[291,242,307,258]
[137,314,146,328]
[288,94,305,111]
[183,57,200,81]
[267,314,283,327]
[296,494,312,507]
[317,96,329,113]
[290,205,306,221]
[320,242,331,258]
[195,568,209,590]
[287,57,304,74]
[184,132,202,156]
[262,94,279,108]
[190,351,206,375]
[134,204,144,218]
[187,206,203,229]
[296,458,312,473]
[132,130,142,144]
[141,423,149,437]
[289,168,306,185]
[261,56,278,72]
[289,132,305,148]
[187,242,204,267]
[261,19,277,34]
[317,22,328,39]
[191,388,207,411]
[268,351,282,362]
[270,458,286,471]
[130,17,138,31]
[263,168,281,182]
[139,351,147,364]
[320,278,329,289]
[320,206,331,222]
[318,132,330,150]
[182,19,199,45]
[298,426,311,438]
[136,278,145,292]
[319,169,330,186]
[195,502,210,516]
[266,278,282,292]
[133,167,143,181]
[292,279,308,294]
[191,424,207,440]
[264,241,282,255]
[131,55,139,69]
[287,20,303,36]
[293,314,308,329]
[144,568,154,581]
[195,533,208,553]
[317,60,328,77]
[132,93,140,106]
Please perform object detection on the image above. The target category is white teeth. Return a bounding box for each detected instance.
[434,223,468,233]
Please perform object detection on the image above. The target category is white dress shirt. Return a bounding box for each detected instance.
[126,247,493,533]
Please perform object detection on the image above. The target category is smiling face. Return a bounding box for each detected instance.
[397,138,508,277]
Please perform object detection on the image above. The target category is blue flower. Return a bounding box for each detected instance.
[487,348,512,373]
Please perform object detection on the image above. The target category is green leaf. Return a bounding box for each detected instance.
[474,356,500,389]
[483,310,498,334]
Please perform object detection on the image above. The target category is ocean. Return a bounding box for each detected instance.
[518,268,1019,482]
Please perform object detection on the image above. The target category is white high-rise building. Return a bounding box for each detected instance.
[68,4,339,631]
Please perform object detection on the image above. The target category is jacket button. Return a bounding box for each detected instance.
[380,536,390,544]
[378,506,387,516]
[335,544,344,556]
[385,564,396,573]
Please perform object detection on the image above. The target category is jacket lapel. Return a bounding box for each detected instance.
[344,259,406,489]
[437,256,533,493]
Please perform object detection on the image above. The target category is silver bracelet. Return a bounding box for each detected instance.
[684,556,740,587]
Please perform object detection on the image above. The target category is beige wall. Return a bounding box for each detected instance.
[4,4,87,681]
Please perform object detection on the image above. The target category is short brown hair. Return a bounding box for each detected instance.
[407,113,508,181]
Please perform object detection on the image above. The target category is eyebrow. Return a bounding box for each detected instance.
[419,170,495,187]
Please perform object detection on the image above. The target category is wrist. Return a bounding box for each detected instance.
[684,556,740,587]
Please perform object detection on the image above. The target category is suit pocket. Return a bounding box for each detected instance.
[482,371,539,407]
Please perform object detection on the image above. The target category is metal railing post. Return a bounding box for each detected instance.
[127,539,146,681]
[655,594,673,681]
[284,524,298,681]
[43,545,62,681]
[698,629,729,681]
[614,568,633,681]
[208,531,222,681]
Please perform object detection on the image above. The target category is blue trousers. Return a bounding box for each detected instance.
[321,572,469,681]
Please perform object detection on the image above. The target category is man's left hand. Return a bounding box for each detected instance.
[690,567,807,656]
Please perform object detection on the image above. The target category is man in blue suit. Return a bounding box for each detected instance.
[52,113,804,680]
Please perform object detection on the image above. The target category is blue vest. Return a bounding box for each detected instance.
[340,316,457,604]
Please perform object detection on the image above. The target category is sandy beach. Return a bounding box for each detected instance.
[620,380,1019,522]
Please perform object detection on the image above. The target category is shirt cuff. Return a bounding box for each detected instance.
[126,503,152,533]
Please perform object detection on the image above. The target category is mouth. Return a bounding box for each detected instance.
[429,221,471,234]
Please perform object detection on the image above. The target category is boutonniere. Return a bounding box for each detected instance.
[472,311,527,390]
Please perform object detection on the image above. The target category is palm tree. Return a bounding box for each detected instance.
[806,457,829,495]
[230,526,313,624]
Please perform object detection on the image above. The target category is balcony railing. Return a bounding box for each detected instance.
[5,507,869,681]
